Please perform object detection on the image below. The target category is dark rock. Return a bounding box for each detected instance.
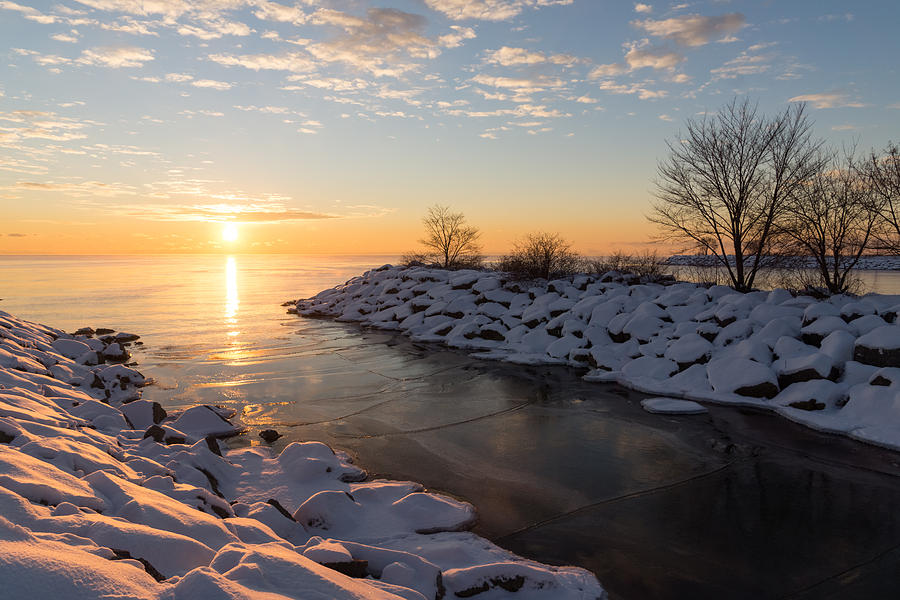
[434,326,453,336]
[444,311,465,319]
[164,434,186,445]
[546,326,563,338]
[143,425,165,443]
[777,368,826,389]
[204,435,222,456]
[266,498,297,521]
[152,402,167,424]
[73,327,95,337]
[871,375,892,386]
[0,431,14,444]
[735,381,779,399]
[715,316,736,327]
[95,328,115,335]
[110,549,165,582]
[477,329,505,341]
[801,333,824,347]
[115,332,141,343]
[322,560,369,579]
[457,576,526,598]
[195,466,225,499]
[609,331,631,343]
[789,399,826,411]
[259,429,282,444]
[854,345,900,368]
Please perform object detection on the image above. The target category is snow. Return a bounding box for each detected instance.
[296,264,900,451]
[640,398,708,415]
[0,308,605,599]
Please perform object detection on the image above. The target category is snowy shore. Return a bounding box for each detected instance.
[0,309,605,599]
[296,265,900,451]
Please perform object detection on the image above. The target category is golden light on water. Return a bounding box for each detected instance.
[222,223,239,242]
[225,255,239,324]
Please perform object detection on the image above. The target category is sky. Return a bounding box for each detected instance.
[1,0,898,255]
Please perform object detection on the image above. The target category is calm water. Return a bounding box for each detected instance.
[2,254,900,599]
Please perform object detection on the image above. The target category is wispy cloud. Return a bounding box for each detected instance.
[633,13,745,46]
[789,92,866,109]
[425,0,574,22]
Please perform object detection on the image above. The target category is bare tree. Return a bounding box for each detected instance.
[649,98,825,292]
[866,143,900,254]
[417,204,482,269]
[498,232,581,280]
[780,152,881,295]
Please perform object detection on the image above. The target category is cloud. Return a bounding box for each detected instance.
[10,180,136,196]
[4,233,29,237]
[471,73,564,95]
[485,46,578,67]
[0,1,57,23]
[710,52,771,79]
[96,200,338,223]
[789,92,865,109]
[438,25,476,48]
[253,1,309,25]
[209,51,317,73]
[633,13,745,46]
[634,3,652,13]
[425,0,573,21]
[307,8,440,75]
[79,46,154,68]
[51,32,80,43]
[177,18,252,40]
[191,79,232,90]
[624,43,683,70]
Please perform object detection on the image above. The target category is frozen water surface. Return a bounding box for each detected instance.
[3,255,900,599]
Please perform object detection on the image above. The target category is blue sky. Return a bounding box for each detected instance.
[1,0,899,254]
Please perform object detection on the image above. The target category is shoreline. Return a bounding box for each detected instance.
[0,308,606,599]
[295,264,900,453]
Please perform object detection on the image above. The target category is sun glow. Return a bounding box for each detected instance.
[222,223,239,242]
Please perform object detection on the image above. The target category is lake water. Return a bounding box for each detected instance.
[2,254,900,599]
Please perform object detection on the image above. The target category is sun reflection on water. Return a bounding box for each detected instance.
[225,255,239,324]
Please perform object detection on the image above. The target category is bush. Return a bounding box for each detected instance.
[588,250,671,280]
[497,232,582,280]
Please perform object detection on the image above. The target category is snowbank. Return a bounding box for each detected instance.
[296,265,900,451]
[0,309,605,600]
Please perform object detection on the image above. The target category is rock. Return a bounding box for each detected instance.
[73,327,95,336]
[321,560,369,579]
[143,425,165,443]
[101,343,130,363]
[735,381,780,399]
[854,325,900,368]
[788,399,826,411]
[115,332,141,343]
[95,328,115,335]
[259,429,283,443]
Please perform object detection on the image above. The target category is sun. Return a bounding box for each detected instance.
[222,223,239,243]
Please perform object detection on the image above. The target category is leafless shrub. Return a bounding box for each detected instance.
[497,232,582,280]
[588,250,671,280]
